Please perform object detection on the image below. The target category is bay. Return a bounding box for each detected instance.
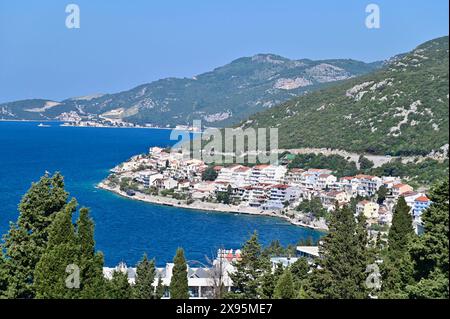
[0,121,323,266]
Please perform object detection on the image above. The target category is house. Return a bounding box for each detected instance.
[263,185,301,210]
[296,246,320,260]
[392,183,414,198]
[413,196,432,221]
[353,175,382,197]
[317,174,338,190]
[285,168,305,185]
[356,200,380,220]
[320,190,351,207]
[162,178,178,190]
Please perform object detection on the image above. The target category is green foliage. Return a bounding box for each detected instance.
[108,271,132,299]
[370,158,449,188]
[245,36,449,156]
[359,155,374,171]
[305,206,369,299]
[133,254,156,299]
[1,172,69,298]
[288,153,358,178]
[376,185,388,205]
[296,197,329,219]
[229,232,270,299]
[407,179,449,298]
[170,248,189,299]
[381,197,415,298]
[273,268,295,299]
[202,166,218,181]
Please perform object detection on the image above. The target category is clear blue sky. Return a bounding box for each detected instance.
[0,0,448,103]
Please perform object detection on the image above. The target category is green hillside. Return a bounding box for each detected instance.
[243,36,449,156]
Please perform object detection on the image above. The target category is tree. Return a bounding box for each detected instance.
[273,268,295,299]
[376,185,388,205]
[305,206,369,299]
[381,196,415,298]
[359,155,374,171]
[229,232,270,298]
[388,197,414,254]
[290,257,310,290]
[408,179,449,298]
[133,254,156,299]
[1,172,69,298]
[170,248,189,299]
[34,200,79,299]
[155,275,166,299]
[108,270,132,299]
[76,208,107,299]
[202,166,218,181]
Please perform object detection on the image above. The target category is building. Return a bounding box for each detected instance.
[356,200,380,220]
[413,196,432,221]
[392,183,414,198]
[296,246,320,260]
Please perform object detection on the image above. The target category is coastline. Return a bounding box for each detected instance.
[97,181,328,232]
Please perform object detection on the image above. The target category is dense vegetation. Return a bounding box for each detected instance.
[244,36,449,156]
[288,153,359,177]
[1,173,448,299]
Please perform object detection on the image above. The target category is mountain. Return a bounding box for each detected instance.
[242,36,449,156]
[0,55,381,127]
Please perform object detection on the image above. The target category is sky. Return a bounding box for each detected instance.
[0,0,448,103]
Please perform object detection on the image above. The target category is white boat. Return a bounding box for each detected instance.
[38,123,51,127]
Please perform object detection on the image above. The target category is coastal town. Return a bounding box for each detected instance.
[99,146,432,234]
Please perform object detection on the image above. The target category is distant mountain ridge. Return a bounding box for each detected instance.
[0,54,381,127]
[242,36,449,156]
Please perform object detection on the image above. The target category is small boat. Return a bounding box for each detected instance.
[38,123,51,127]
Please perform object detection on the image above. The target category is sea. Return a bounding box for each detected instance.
[0,121,323,266]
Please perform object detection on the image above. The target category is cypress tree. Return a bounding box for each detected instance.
[381,196,415,298]
[76,208,107,299]
[133,254,156,299]
[388,197,414,254]
[170,248,189,299]
[273,268,295,299]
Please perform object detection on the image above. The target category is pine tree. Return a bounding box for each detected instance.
[133,254,156,299]
[259,263,283,298]
[108,270,132,299]
[273,268,295,299]
[408,179,449,298]
[305,206,369,299]
[1,173,69,298]
[290,257,309,290]
[229,232,270,299]
[170,248,189,299]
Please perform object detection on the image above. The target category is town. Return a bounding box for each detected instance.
[99,146,432,234]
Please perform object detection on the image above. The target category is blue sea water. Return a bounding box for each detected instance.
[0,121,323,266]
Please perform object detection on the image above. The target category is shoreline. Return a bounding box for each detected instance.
[97,182,328,232]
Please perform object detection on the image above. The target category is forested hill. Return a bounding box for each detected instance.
[242,36,449,156]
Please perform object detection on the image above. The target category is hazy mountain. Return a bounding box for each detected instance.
[0,55,381,127]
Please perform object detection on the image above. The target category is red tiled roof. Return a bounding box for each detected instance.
[415,196,430,202]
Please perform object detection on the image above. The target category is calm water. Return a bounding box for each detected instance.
[0,121,323,266]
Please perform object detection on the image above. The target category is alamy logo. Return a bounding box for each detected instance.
[365,4,381,29]
[170,120,279,165]
[65,264,80,289]
[65,4,80,29]
[365,263,382,290]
